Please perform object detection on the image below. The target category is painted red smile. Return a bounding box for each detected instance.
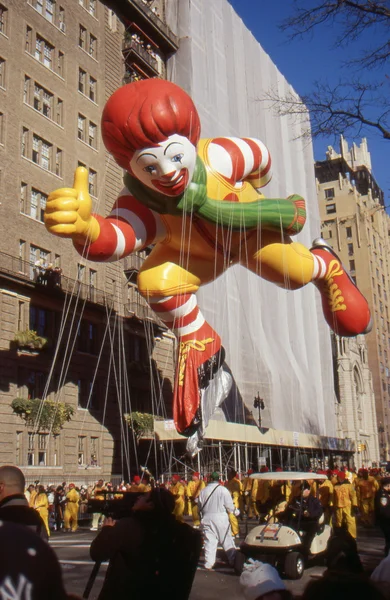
[152,168,189,196]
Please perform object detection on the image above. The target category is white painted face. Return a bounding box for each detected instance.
[129,134,197,197]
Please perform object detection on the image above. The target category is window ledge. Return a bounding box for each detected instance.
[78,90,98,106]
[23,101,64,130]
[79,46,98,64]
[78,138,98,153]
[21,156,64,181]
[25,51,65,82]
[27,2,67,35]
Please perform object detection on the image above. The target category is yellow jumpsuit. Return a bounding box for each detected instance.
[170,481,186,522]
[128,482,150,493]
[318,479,334,524]
[242,476,259,518]
[356,476,378,525]
[256,479,271,516]
[333,481,358,538]
[64,488,80,532]
[225,478,242,536]
[34,492,50,537]
[29,489,37,508]
[186,479,206,526]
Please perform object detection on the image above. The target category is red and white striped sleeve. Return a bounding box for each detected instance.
[73,187,165,262]
[206,136,272,189]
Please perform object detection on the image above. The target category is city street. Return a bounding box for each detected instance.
[51,520,386,599]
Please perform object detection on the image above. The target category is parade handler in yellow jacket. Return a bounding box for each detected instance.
[333,471,358,538]
[64,483,80,532]
[186,472,205,527]
[356,468,379,526]
[170,475,186,522]
[34,485,50,537]
[225,469,242,537]
[242,469,259,518]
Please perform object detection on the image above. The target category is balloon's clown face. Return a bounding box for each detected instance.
[129,134,197,197]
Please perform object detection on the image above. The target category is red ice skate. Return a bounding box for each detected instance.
[311,238,372,337]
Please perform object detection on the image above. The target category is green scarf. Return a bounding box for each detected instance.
[123,155,305,235]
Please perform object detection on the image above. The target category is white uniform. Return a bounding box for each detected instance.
[197,482,237,569]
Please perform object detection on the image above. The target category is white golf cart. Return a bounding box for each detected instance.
[235,472,331,579]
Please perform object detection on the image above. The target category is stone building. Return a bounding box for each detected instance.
[316,137,387,461]
[0,0,177,483]
[332,334,379,468]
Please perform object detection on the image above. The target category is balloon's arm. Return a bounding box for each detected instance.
[196,195,306,235]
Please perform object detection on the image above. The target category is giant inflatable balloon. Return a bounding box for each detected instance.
[44,79,371,455]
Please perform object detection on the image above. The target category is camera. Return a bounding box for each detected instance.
[87,491,141,520]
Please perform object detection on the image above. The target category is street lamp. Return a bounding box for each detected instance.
[254,392,265,427]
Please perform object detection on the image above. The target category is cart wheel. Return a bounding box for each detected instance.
[234,550,246,575]
[284,551,304,580]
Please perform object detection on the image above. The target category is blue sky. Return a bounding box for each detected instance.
[229,0,389,200]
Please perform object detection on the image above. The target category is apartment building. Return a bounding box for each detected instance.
[316,136,389,461]
[0,0,178,482]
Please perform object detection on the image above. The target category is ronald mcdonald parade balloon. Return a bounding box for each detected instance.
[44,79,371,456]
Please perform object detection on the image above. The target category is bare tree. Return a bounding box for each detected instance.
[263,1,390,141]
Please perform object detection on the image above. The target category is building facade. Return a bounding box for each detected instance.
[332,334,380,468]
[0,0,177,483]
[316,137,389,461]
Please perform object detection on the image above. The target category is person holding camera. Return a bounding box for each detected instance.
[90,488,201,600]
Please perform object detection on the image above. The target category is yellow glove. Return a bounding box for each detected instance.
[44,167,100,243]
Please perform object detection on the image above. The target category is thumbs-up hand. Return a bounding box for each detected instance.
[44,167,99,242]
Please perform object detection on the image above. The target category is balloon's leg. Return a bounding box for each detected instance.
[311,237,372,337]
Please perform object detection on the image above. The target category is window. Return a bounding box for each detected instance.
[79,24,86,50]
[58,7,65,32]
[26,370,46,400]
[78,435,86,464]
[346,226,352,239]
[21,187,47,222]
[25,26,33,53]
[38,434,48,465]
[77,320,98,354]
[16,431,23,466]
[89,0,96,17]
[35,35,53,69]
[324,188,334,200]
[89,75,96,101]
[77,113,86,141]
[28,433,35,465]
[55,148,62,176]
[90,436,98,465]
[0,4,8,36]
[78,68,97,101]
[347,243,354,256]
[77,263,85,281]
[0,112,4,145]
[78,67,86,93]
[0,57,6,88]
[89,33,97,58]
[108,9,117,31]
[88,168,97,196]
[32,134,51,170]
[56,98,63,125]
[57,51,64,77]
[349,260,355,272]
[328,229,332,239]
[88,121,96,148]
[22,129,61,175]
[326,203,336,215]
[30,305,50,336]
